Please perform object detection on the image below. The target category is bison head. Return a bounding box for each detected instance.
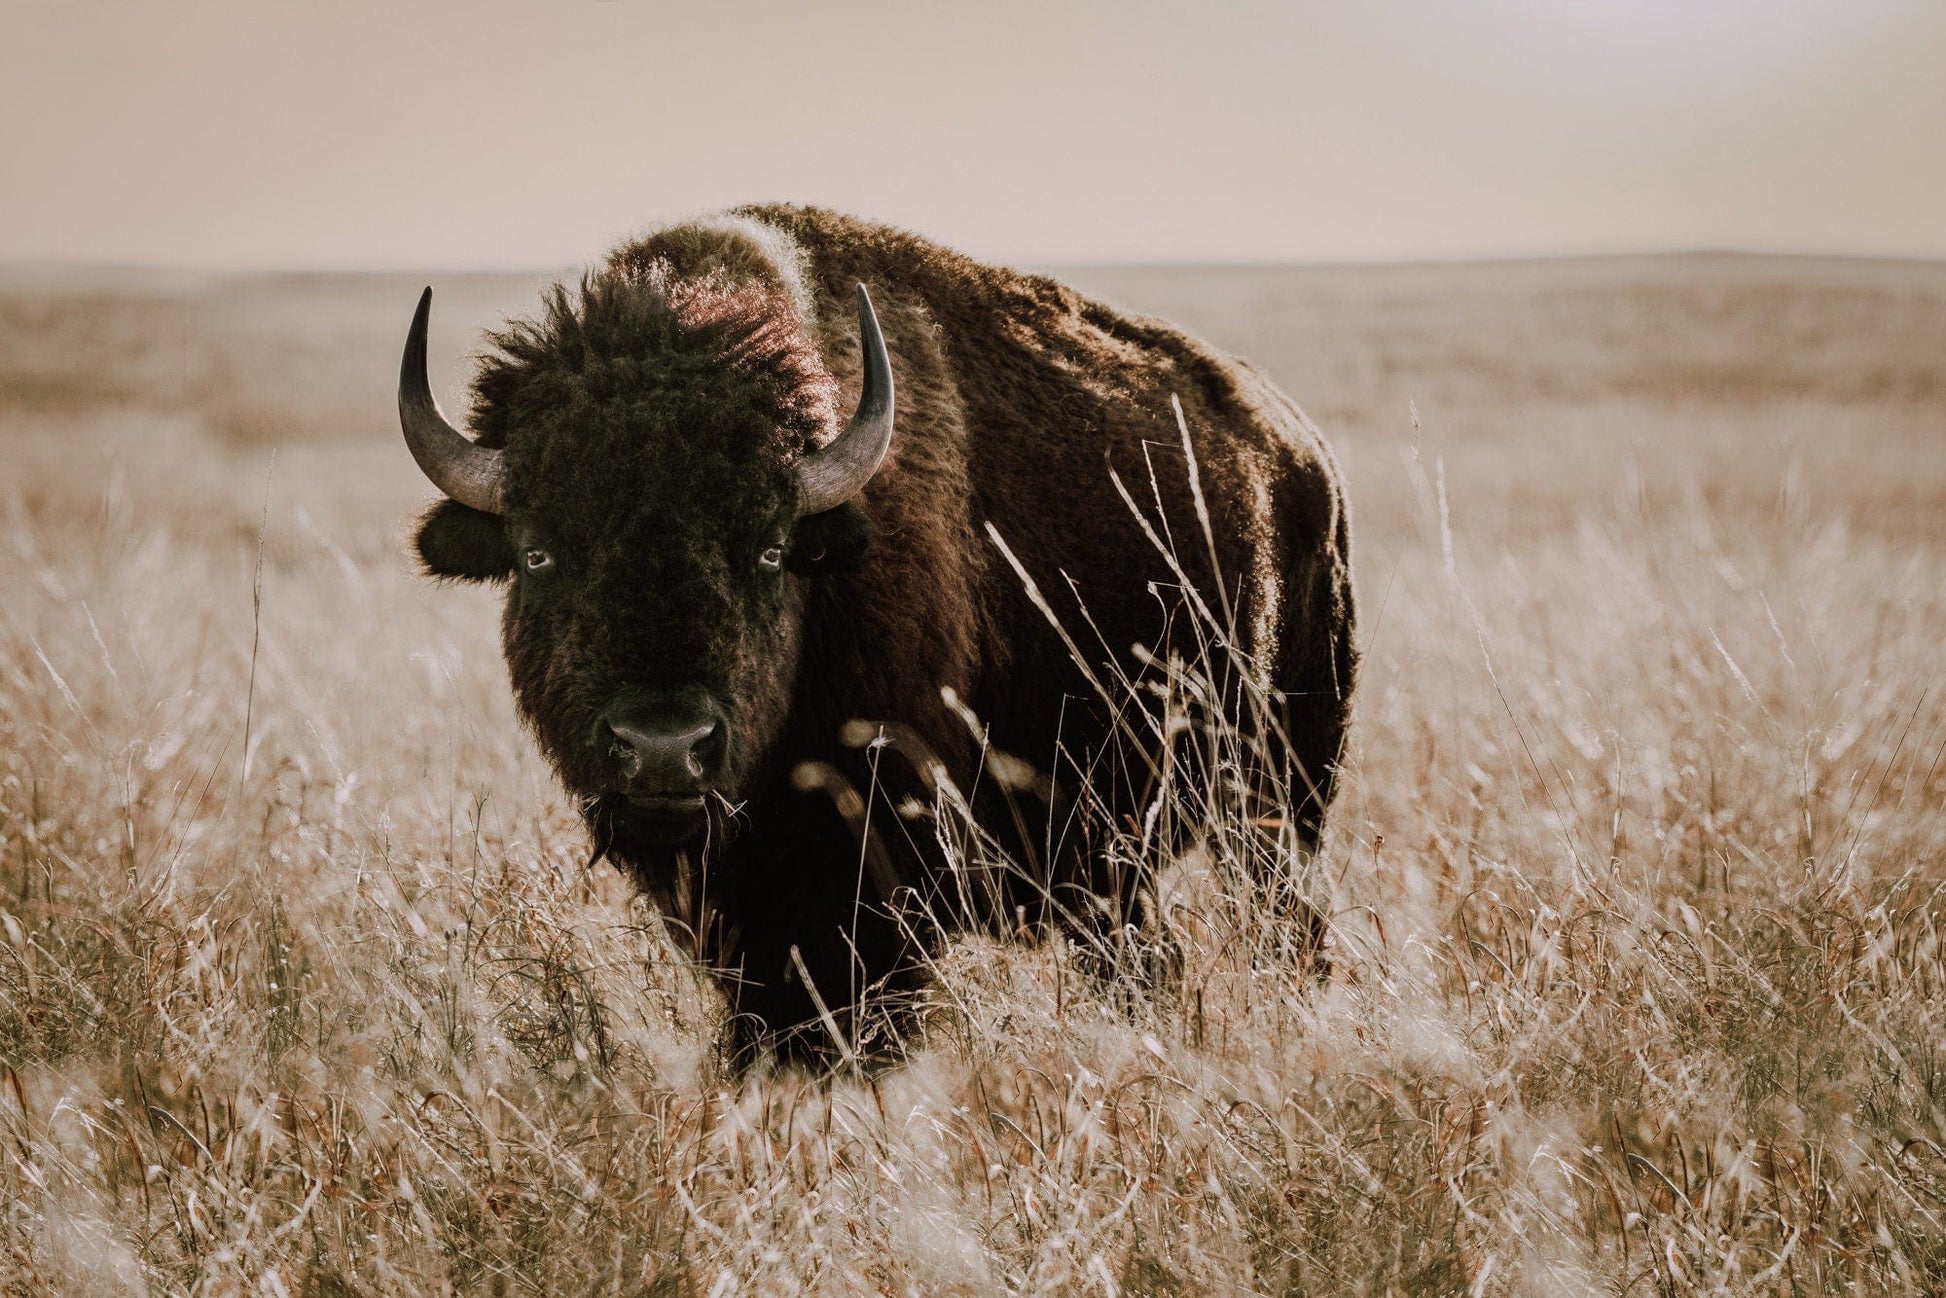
[402,268,893,858]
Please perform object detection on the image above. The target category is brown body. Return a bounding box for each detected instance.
[408,206,1356,1068]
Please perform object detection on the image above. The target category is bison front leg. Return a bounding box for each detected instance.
[691,792,937,1074]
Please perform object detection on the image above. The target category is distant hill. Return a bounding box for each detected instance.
[4,254,1941,456]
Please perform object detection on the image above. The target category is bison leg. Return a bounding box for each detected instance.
[692,790,939,1074]
[1032,661,1343,993]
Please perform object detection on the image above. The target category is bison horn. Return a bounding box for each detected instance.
[399,286,506,514]
[796,283,895,515]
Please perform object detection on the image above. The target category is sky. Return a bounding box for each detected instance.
[2,0,1943,269]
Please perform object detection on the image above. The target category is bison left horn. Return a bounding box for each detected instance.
[398,286,506,514]
[795,283,896,515]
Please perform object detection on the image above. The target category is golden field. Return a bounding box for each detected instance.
[2,253,1944,1294]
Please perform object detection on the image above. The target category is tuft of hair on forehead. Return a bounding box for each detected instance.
[467,258,838,452]
[604,215,816,323]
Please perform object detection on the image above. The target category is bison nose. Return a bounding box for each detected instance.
[599,707,726,793]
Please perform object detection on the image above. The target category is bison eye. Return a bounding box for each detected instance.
[522,547,555,575]
[758,543,785,574]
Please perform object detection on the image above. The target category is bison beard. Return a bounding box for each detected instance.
[400,206,1358,1073]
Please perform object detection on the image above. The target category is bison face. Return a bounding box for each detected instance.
[400,273,892,856]
[490,474,865,850]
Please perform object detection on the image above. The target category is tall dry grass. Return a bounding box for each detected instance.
[2,256,1944,1294]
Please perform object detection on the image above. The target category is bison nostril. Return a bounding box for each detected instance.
[692,720,726,773]
[604,725,646,780]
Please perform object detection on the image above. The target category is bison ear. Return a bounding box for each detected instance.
[415,499,515,582]
[787,501,874,575]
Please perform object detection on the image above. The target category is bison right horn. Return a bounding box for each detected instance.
[399,286,506,514]
[795,283,896,515]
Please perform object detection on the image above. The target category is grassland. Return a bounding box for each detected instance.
[1,253,1943,1294]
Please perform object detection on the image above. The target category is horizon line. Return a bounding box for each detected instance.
[5,245,1946,281]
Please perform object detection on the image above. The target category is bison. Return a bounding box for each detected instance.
[399,205,1356,1069]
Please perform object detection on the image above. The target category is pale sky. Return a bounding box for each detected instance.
[3,0,1943,269]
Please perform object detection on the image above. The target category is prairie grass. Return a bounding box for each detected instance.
[1,255,1943,1294]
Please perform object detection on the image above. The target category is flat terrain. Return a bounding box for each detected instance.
[2,253,1943,1293]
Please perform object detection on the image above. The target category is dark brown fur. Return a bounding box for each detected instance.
[413,206,1357,1070]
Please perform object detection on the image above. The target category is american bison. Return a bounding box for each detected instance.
[399,205,1357,1069]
